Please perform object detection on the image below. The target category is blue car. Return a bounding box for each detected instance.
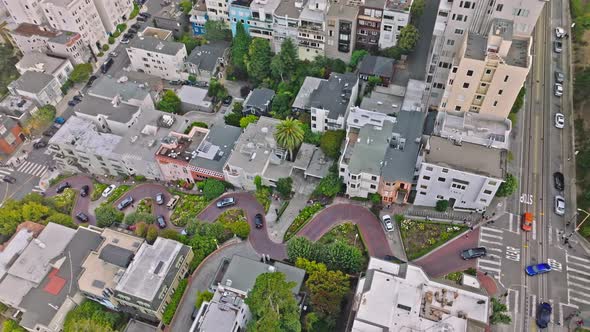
[525,263,552,276]
[54,117,65,124]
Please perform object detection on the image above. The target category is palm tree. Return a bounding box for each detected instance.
[274,117,304,161]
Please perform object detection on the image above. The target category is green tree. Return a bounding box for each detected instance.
[490,298,512,325]
[321,240,363,273]
[245,273,301,332]
[271,38,298,82]
[94,205,124,227]
[270,91,293,119]
[0,200,23,236]
[178,33,204,53]
[134,221,148,237]
[274,117,305,161]
[410,0,425,21]
[276,177,293,198]
[207,78,228,101]
[231,22,250,74]
[146,224,159,244]
[63,300,124,332]
[158,90,182,114]
[511,87,526,113]
[226,221,250,239]
[195,290,214,308]
[350,50,368,69]
[224,112,242,127]
[46,212,77,228]
[23,105,56,134]
[398,24,420,51]
[179,0,192,14]
[124,211,156,225]
[496,173,518,197]
[21,202,50,221]
[3,320,26,332]
[254,175,263,191]
[69,63,93,83]
[160,228,185,242]
[314,173,343,198]
[320,130,345,159]
[304,312,319,332]
[202,178,226,200]
[246,38,272,83]
[240,114,258,128]
[204,20,232,41]
[435,199,449,212]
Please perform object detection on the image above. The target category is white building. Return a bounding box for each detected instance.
[249,0,281,42]
[297,0,328,61]
[8,71,62,106]
[205,0,230,23]
[16,53,73,85]
[378,0,412,49]
[92,0,133,33]
[433,110,512,150]
[272,0,303,53]
[126,36,187,80]
[3,0,46,25]
[414,136,505,211]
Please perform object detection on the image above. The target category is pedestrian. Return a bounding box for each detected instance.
[470,226,474,230]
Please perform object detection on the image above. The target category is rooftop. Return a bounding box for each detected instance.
[401,79,426,112]
[245,88,276,110]
[381,111,425,182]
[129,36,185,56]
[464,33,487,61]
[384,0,413,11]
[292,76,322,110]
[226,116,280,171]
[0,95,36,119]
[12,23,58,38]
[189,123,242,173]
[47,30,81,46]
[140,27,173,41]
[309,72,358,119]
[49,116,122,158]
[300,0,326,22]
[505,38,530,67]
[88,76,151,104]
[360,91,404,114]
[0,229,34,280]
[327,3,359,19]
[231,0,254,7]
[177,85,211,108]
[9,71,55,94]
[16,53,70,75]
[124,319,158,332]
[156,126,209,162]
[274,0,304,18]
[359,55,395,79]
[195,287,246,332]
[155,3,186,20]
[434,111,511,149]
[73,95,141,124]
[464,30,529,68]
[347,121,393,176]
[425,136,506,179]
[186,41,230,72]
[251,0,281,12]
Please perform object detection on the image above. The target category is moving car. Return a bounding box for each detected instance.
[555,70,565,84]
[102,184,117,198]
[117,196,134,210]
[525,263,552,276]
[554,195,565,216]
[80,185,89,197]
[33,140,47,149]
[2,176,16,184]
[521,212,533,232]
[554,112,565,128]
[216,197,236,208]
[554,40,563,53]
[55,117,66,125]
[536,302,552,328]
[554,172,565,191]
[157,215,167,229]
[554,83,563,97]
[56,181,71,193]
[155,192,165,205]
[87,75,98,87]
[76,212,89,222]
[382,214,394,232]
[460,247,487,260]
[555,26,566,38]
[254,213,264,229]
[101,57,114,74]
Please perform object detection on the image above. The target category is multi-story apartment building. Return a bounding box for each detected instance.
[439,19,531,119]
[379,0,412,49]
[206,0,230,23]
[190,0,208,35]
[325,3,357,62]
[0,115,25,155]
[433,110,512,150]
[126,36,187,80]
[16,53,73,86]
[355,0,384,52]
[271,0,303,52]
[424,0,545,109]
[249,0,280,41]
[42,0,107,55]
[297,0,328,61]
[8,71,62,106]
[154,3,189,39]
[93,0,133,33]
[229,0,253,36]
[414,136,506,211]
[3,0,46,25]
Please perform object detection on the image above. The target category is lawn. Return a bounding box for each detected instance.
[104,185,131,204]
[137,198,153,214]
[318,222,366,253]
[170,193,209,226]
[397,217,467,261]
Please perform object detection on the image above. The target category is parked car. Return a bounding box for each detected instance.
[191,307,199,320]
[553,172,564,191]
[460,247,487,260]
[554,112,565,128]
[123,32,134,39]
[222,96,233,106]
[554,195,565,216]
[381,214,394,232]
[109,51,119,57]
[555,26,566,38]
[169,79,183,85]
[525,263,552,276]
[136,16,146,22]
[139,12,151,18]
[216,197,236,208]
[76,212,89,222]
[72,95,82,102]
[33,140,47,149]
[102,184,117,197]
[67,99,79,107]
[254,213,264,229]
[554,83,563,97]
[155,192,165,205]
[80,185,89,197]
[128,28,138,34]
[42,127,58,137]
[131,23,142,30]
[554,40,563,53]
[2,176,16,184]
[56,182,71,193]
[157,215,167,229]
[117,196,134,210]
[536,302,552,328]
[521,212,533,232]
[101,57,114,74]
[121,38,130,44]
[167,195,180,210]
[87,75,98,87]
[554,70,565,84]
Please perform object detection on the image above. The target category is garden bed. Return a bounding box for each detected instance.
[318,222,366,253]
[284,203,323,241]
[91,181,108,201]
[137,198,153,214]
[170,193,209,226]
[397,217,467,261]
[49,188,76,214]
[255,187,271,212]
[104,185,131,204]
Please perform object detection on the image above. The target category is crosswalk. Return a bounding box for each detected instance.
[566,254,590,308]
[477,226,506,280]
[0,161,48,178]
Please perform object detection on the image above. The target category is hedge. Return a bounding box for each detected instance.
[162,278,189,324]
[284,203,323,241]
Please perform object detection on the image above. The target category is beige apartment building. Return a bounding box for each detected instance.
[439,19,531,119]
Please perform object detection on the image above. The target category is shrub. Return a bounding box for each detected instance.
[134,222,148,237]
[102,44,109,51]
[254,187,271,212]
[130,3,139,19]
[184,121,208,134]
[276,177,293,198]
[496,173,518,197]
[170,194,209,226]
[112,31,121,38]
[108,36,115,44]
[320,130,345,159]
[49,188,76,214]
[95,205,124,227]
[369,193,381,205]
[91,182,108,201]
[313,173,343,198]
[134,175,146,182]
[284,203,323,241]
[146,224,159,244]
[195,290,214,308]
[124,211,156,225]
[202,179,225,200]
[162,279,189,324]
[227,221,250,239]
[435,199,449,212]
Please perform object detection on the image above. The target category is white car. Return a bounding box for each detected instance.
[554,83,563,97]
[555,26,566,38]
[382,214,394,232]
[554,195,565,216]
[554,113,565,129]
[102,184,117,198]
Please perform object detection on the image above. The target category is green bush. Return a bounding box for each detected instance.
[184,121,208,134]
[496,173,518,197]
[134,175,146,182]
[116,23,127,33]
[102,44,109,51]
[170,194,209,226]
[130,3,140,19]
[435,199,449,212]
[320,130,345,159]
[202,179,225,200]
[284,203,323,241]
[105,185,131,204]
[124,211,156,225]
[195,290,214,308]
[276,177,293,198]
[287,236,363,273]
[49,188,76,214]
[227,221,250,239]
[162,279,189,324]
[95,205,124,227]
[63,300,125,332]
[3,319,25,332]
[108,36,115,44]
[255,187,271,212]
[112,31,121,38]
[91,182,108,201]
[510,87,526,114]
[313,173,343,198]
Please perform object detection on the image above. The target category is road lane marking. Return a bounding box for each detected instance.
[481,233,503,240]
[479,239,504,246]
[478,258,501,266]
[509,213,514,232]
[566,259,590,269]
[531,295,537,318]
[567,281,590,292]
[567,254,590,264]
[487,247,502,252]
[569,275,590,283]
[566,266,590,277]
[481,226,503,233]
[547,258,563,272]
[0,169,12,175]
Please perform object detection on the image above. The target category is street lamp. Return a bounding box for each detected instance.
[575,208,590,232]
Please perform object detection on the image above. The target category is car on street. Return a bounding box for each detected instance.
[555,26,566,38]
[117,196,134,210]
[56,182,71,193]
[554,195,565,216]
[460,247,487,260]
[525,263,552,276]
[109,51,118,57]
[216,197,236,208]
[522,212,534,232]
[128,28,137,34]
[121,38,130,44]
[554,172,565,191]
[157,215,167,229]
[554,40,563,53]
[101,57,114,74]
[131,23,142,30]
[2,175,16,184]
[33,140,47,149]
[87,75,98,87]
[222,96,233,106]
[136,16,146,22]
[55,117,66,124]
[123,32,134,39]
[80,185,89,197]
[67,99,79,107]
[42,127,58,137]
[155,192,165,205]
[554,70,565,83]
[554,83,563,97]
[72,96,82,102]
[536,302,552,328]
[169,80,183,85]
[254,213,264,229]
[381,214,394,232]
[554,112,565,128]
[139,12,151,18]
[102,184,117,197]
[76,212,89,222]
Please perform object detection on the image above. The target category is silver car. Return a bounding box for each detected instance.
[382,214,394,232]
[554,113,565,129]
[554,83,563,97]
[554,195,565,216]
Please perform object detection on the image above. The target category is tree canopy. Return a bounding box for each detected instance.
[275,117,305,161]
[69,63,93,83]
[350,50,368,69]
[398,24,420,51]
[63,300,124,332]
[231,22,250,75]
[94,205,124,227]
[271,38,298,82]
[246,38,272,83]
[202,178,226,200]
[320,130,345,159]
[23,105,56,134]
[496,173,518,197]
[204,20,232,41]
[157,90,182,114]
[240,114,258,128]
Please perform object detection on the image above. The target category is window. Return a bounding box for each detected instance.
[420,185,428,189]
[436,195,444,199]
[371,176,377,181]
[370,184,376,189]
[454,28,464,35]
[493,101,498,106]
[476,95,483,100]
[420,191,427,195]
[480,198,487,203]
[496,4,503,11]
[438,177,446,182]
[452,67,458,73]
[423,175,431,180]
[463,83,470,88]
[340,168,345,172]
[455,106,461,111]
[446,39,455,46]
[467,70,474,76]
[426,166,433,171]
[384,25,392,31]
[485,69,492,74]
[484,190,492,195]
[504,75,509,82]
[350,184,356,188]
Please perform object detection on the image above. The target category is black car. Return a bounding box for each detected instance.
[67,99,80,107]
[73,95,83,102]
[254,213,264,229]
[76,212,89,223]
[536,302,552,328]
[139,12,151,18]
[87,75,98,87]
[136,16,147,22]
[2,176,16,184]
[33,140,48,149]
[117,196,134,210]
[101,58,114,74]
[169,80,183,85]
[42,128,57,137]
[157,215,167,229]
[128,28,138,34]
[460,247,487,260]
[222,96,233,106]
[123,32,134,39]
[553,172,564,191]
[131,23,142,30]
[56,182,71,193]
[80,185,89,197]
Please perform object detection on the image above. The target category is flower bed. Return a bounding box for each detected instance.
[137,198,153,214]
[49,188,76,214]
[255,187,271,212]
[318,222,366,253]
[397,218,467,261]
[104,185,131,204]
[170,193,209,226]
[284,203,323,241]
[91,182,108,201]
[216,208,250,239]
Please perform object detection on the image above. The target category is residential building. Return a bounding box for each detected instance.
[229,0,253,36]
[126,36,188,80]
[178,86,213,113]
[271,0,303,52]
[0,95,38,123]
[205,0,230,23]
[325,3,358,63]
[10,23,55,53]
[125,320,158,332]
[355,0,384,52]
[339,108,425,203]
[190,0,208,35]
[414,136,505,211]
[359,89,404,114]
[433,110,512,150]
[243,88,275,116]
[424,0,545,108]
[154,3,189,39]
[0,115,24,155]
[297,0,328,61]
[358,55,395,86]
[41,0,108,55]
[191,255,305,332]
[16,53,73,85]
[351,257,490,331]
[8,71,62,106]
[249,0,281,42]
[439,19,531,119]
[113,237,193,322]
[156,123,242,182]
[0,223,103,332]
[291,76,322,114]
[93,0,133,33]
[140,26,173,41]
[184,41,230,81]
[379,0,412,49]
[3,0,46,25]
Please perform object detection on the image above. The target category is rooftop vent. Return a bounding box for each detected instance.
[156,42,164,50]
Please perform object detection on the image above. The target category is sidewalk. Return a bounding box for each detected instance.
[266,193,308,243]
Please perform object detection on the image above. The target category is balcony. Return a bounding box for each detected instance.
[299,23,323,33]
[476,84,489,95]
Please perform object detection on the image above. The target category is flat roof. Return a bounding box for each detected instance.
[382,111,425,182]
[360,91,404,114]
[434,111,511,149]
[49,116,122,158]
[197,288,245,332]
[12,23,58,38]
[9,71,55,94]
[88,76,151,103]
[359,55,395,79]
[178,85,210,107]
[274,0,303,18]
[0,229,34,280]
[0,95,36,117]
[464,33,487,61]
[189,123,242,173]
[226,116,280,171]
[17,53,70,75]
[129,36,185,56]
[73,95,141,124]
